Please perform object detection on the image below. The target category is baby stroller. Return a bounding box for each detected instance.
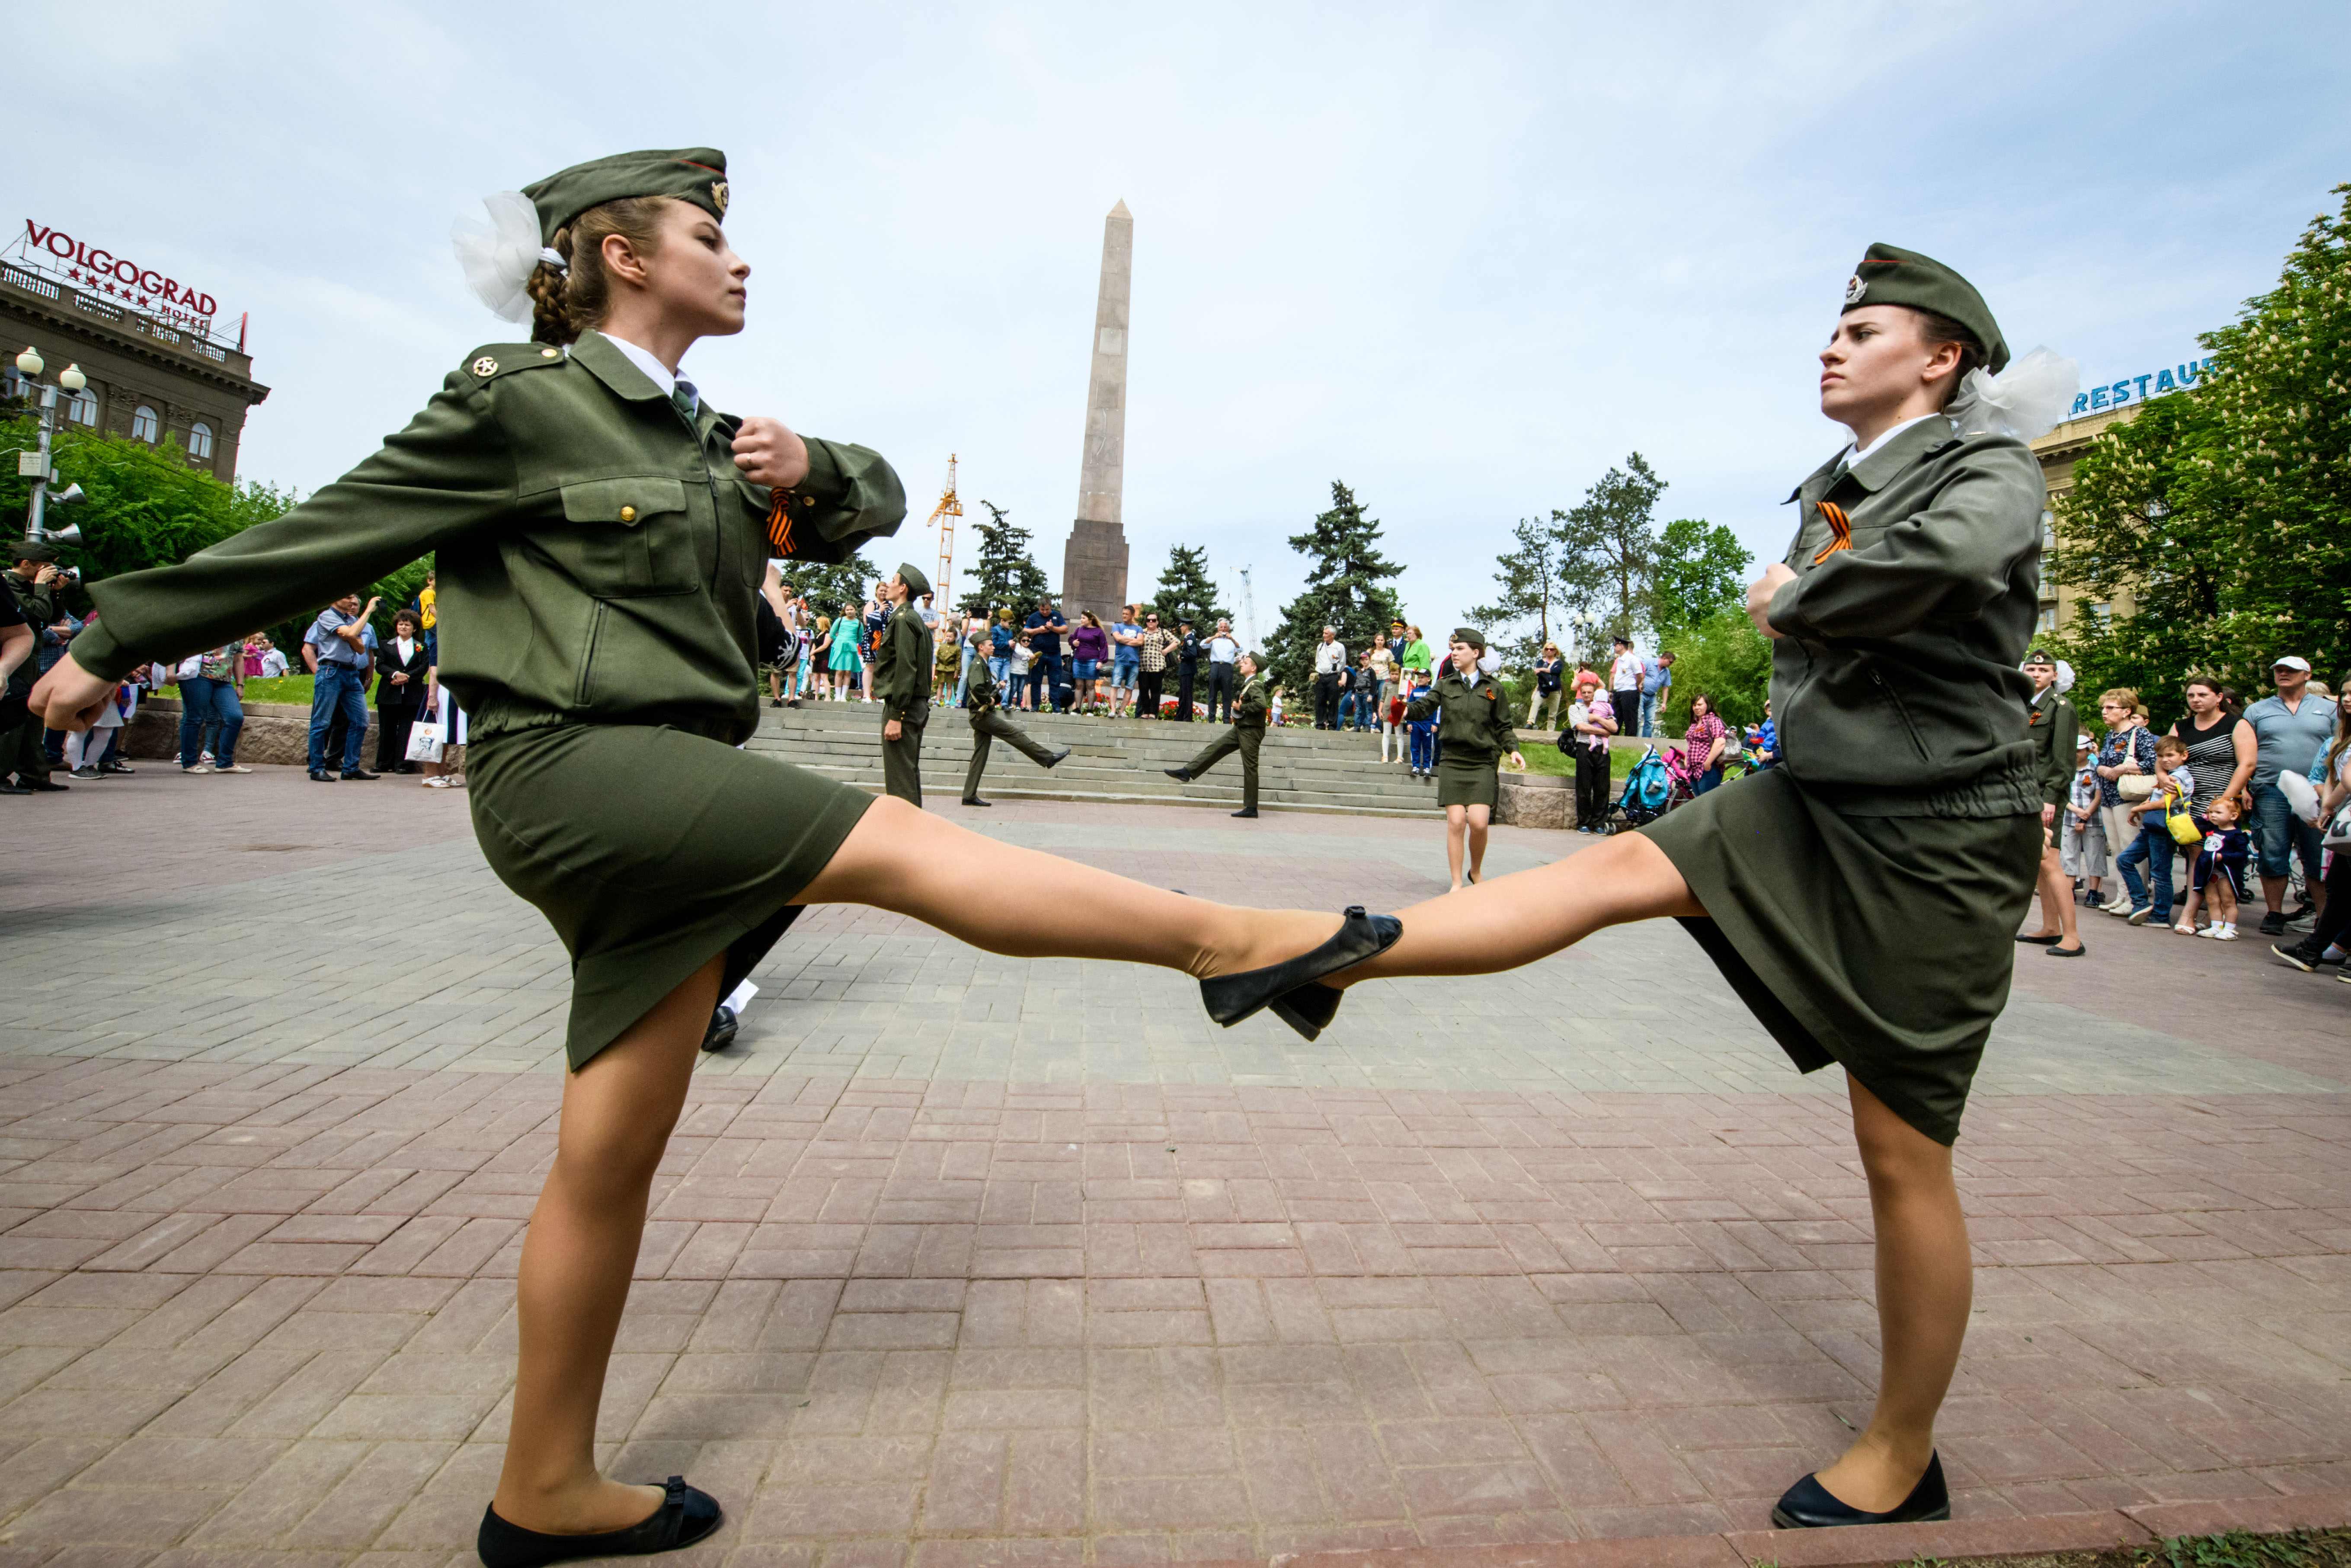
[1610,746,1677,831]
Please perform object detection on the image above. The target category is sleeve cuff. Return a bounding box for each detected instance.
[1766,577,1807,639]
[69,620,138,683]
[796,437,849,506]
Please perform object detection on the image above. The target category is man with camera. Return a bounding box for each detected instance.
[3,543,73,792]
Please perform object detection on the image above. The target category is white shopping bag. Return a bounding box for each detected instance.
[405,721,446,764]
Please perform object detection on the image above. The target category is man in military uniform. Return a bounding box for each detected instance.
[1165,651,1268,818]
[2,543,68,792]
[872,561,934,804]
[1172,618,1202,721]
[958,648,1070,806]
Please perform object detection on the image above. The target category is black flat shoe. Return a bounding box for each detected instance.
[700,1006,739,1054]
[2044,942,2086,958]
[1770,1453,1948,1531]
[1201,905,1401,1035]
[1231,808,1258,818]
[1269,981,1343,1041]
[479,1477,722,1567]
[962,796,993,807]
[2014,932,2062,945]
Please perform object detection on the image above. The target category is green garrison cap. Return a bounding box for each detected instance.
[1842,242,2009,374]
[1450,627,1486,651]
[11,539,58,563]
[522,148,730,244]
[896,561,932,601]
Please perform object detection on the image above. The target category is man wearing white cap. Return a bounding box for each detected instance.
[2241,655,2336,934]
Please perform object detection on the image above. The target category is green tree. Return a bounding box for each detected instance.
[785,553,882,621]
[1553,453,1666,640]
[1468,515,1562,671]
[1146,543,1230,628]
[956,501,1052,617]
[2054,181,2351,716]
[1261,480,1403,691]
[1650,517,1753,634]
[1656,606,1773,735]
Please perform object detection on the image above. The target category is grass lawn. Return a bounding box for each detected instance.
[236,675,317,706]
[1517,742,1638,782]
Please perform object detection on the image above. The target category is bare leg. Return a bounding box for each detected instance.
[1338,830,1701,983]
[796,797,1339,977]
[492,955,723,1534]
[1444,805,1467,890]
[1465,802,1491,882]
[2026,845,2079,945]
[1810,1074,1971,1512]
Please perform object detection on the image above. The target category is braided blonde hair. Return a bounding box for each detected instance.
[523,197,672,346]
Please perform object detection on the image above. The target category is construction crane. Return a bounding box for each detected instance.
[921,454,962,607]
[1236,565,1260,651]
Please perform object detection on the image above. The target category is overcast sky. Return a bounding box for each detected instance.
[14,1,2347,650]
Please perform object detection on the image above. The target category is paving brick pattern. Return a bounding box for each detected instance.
[1,765,2346,1566]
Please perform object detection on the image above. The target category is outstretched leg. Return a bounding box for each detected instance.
[1810,1074,1971,1512]
[796,797,1337,977]
[1341,830,1702,982]
[493,955,723,1536]
[1444,804,1468,891]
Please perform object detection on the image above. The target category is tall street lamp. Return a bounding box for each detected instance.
[14,346,87,543]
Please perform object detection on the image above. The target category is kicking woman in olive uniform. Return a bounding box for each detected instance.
[1286,246,2071,1533]
[32,149,1387,1566]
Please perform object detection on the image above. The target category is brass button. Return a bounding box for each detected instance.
[619,505,637,522]
[801,495,814,507]
[541,347,559,358]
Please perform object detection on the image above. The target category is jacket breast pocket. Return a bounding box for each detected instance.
[553,476,697,597]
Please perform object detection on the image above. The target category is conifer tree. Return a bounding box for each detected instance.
[1469,516,1563,670]
[1147,543,1231,628]
[1262,480,1403,691]
[957,501,1054,617]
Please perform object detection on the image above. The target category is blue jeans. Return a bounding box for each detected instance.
[2250,780,2323,886]
[308,664,369,772]
[1640,692,1659,738]
[178,676,244,769]
[1112,654,1139,690]
[1691,766,1722,795]
[2114,824,2176,920]
[988,655,1011,702]
[1408,725,1435,771]
[956,645,975,704]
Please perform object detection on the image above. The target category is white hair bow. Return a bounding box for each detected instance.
[451,192,557,324]
[1948,347,2080,442]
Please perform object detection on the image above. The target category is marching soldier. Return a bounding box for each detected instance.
[871,561,933,805]
[1165,651,1268,817]
[1405,628,1526,889]
[957,647,1069,806]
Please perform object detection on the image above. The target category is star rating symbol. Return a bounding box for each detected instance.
[136,295,151,308]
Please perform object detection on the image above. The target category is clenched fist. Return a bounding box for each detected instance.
[732,416,811,489]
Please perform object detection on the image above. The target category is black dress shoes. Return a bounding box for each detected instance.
[0,781,32,795]
[1231,808,1258,818]
[1770,1453,1949,1530]
[343,768,381,781]
[701,1006,739,1054]
[29,778,69,791]
[310,770,337,782]
[1200,905,1401,1038]
[962,796,993,808]
[1045,748,1071,769]
[478,1477,722,1567]
[2014,932,2062,945]
[1164,766,1192,782]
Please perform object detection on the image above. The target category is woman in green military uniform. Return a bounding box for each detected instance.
[31,150,1382,1567]
[1301,246,2073,1532]
[1404,629,1526,889]
[872,561,933,804]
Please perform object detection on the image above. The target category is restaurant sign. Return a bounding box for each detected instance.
[2069,356,2217,418]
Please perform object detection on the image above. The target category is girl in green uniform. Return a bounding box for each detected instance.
[31,149,1374,1567]
[1404,629,1526,889]
[1302,246,2075,1531]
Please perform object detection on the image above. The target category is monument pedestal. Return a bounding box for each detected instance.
[1062,518,1130,623]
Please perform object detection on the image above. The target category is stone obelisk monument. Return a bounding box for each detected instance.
[1060,200,1132,622]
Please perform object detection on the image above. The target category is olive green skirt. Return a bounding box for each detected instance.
[1436,754,1499,809]
[1640,767,2041,1145]
[467,723,875,1070]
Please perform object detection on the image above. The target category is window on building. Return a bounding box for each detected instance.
[131,405,160,443]
[2036,605,2059,635]
[188,421,214,460]
[67,387,98,426]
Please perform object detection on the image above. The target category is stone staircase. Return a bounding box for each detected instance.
[747,701,1459,818]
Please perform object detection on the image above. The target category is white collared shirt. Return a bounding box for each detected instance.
[598,331,692,408]
[1836,413,1938,472]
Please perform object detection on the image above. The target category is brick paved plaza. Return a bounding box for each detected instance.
[2,764,2347,1565]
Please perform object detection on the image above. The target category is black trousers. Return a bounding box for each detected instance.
[1612,690,1642,743]
[375,704,424,771]
[1137,667,1165,717]
[1206,664,1236,723]
[1174,663,1198,720]
[1313,673,1340,728]
[1574,742,1612,827]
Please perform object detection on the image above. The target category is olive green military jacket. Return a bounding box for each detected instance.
[1764,418,2044,816]
[1233,674,1269,731]
[959,652,999,713]
[73,332,905,747]
[871,604,932,723]
[1405,672,1517,760]
[2026,687,2077,809]
[4,570,60,631]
